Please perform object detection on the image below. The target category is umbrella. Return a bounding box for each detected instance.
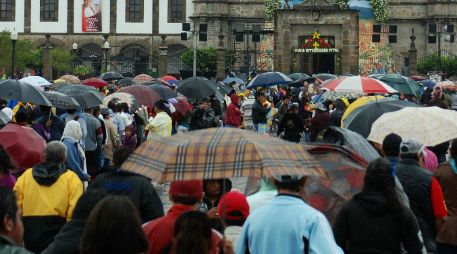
[321,127,380,162]
[0,79,52,106]
[421,80,436,89]
[223,77,245,85]
[323,76,397,94]
[313,73,337,81]
[120,128,326,182]
[303,144,367,223]
[58,75,81,84]
[341,96,385,123]
[57,85,105,109]
[177,77,218,100]
[216,82,234,95]
[83,78,109,88]
[44,91,81,109]
[118,85,161,107]
[133,74,154,84]
[436,80,457,90]
[170,96,192,119]
[368,106,457,146]
[167,79,180,88]
[146,84,177,100]
[117,77,135,87]
[161,75,177,82]
[0,111,9,125]
[247,72,292,88]
[103,92,139,112]
[342,99,420,138]
[100,71,124,81]
[49,82,72,91]
[322,90,361,102]
[375,74,422,95]
[410,75,426,81]
[0,123,46,168]
[20,76,51,91]
[288,73,308,81]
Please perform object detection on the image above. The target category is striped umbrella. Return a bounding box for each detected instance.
[133,74,154,84]
[121,128,326,182]
[323,76,397,94]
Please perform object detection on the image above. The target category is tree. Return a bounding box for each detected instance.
[417,54,457,77]
[0,31,36,75]
[51,48,73,76]
[73,65,94,79]
[181,47,217,75]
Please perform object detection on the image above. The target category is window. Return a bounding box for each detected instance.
[0,0,14,21]
[40,0,58,21]
[372,24,397,43]
[168,0,185,23]
[388,25,397,44]
[372,34,380,43]
[126,0,143,23]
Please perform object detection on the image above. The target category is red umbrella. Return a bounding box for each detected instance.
[162,75,177,82]
[323,76,397,94]
[170,96,192,119]
[83,78,109,88]
[0,124,46,169]
[117,85,161,107]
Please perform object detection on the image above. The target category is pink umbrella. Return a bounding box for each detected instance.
[323,76,397,94]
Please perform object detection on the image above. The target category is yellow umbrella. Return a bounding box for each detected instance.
[54,79,66,84]
[341,96,384,127]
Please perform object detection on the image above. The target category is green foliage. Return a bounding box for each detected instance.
[417,54,457,77]
[0,31,36,74]
[73,65,94,79]
[370,0,389,23]
[264,0,281,22]
[51,48,73,76]
[225,50,236,68]
[181,47,217,73]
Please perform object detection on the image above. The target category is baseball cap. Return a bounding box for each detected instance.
[400,139,424,155]
[169,180,203,199]
[218,190,249,221]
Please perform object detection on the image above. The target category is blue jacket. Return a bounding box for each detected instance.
[236,194,343,254]
[62,138,88,182]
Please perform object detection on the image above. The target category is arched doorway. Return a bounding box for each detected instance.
[117,44,150,76]
[167,44,191,75]
[77,43,102,76]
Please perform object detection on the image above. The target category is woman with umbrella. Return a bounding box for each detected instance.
[145,100,172,139]
[61,120,89,183]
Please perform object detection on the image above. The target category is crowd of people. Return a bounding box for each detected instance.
[0,76,456,254]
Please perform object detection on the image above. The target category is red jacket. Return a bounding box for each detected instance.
[144,204,222,254]
[225,95,241,127]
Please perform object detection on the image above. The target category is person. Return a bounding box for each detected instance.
[434,139,457,253]
[190,98,218,130]
[143,180,222,254]
[108,100,125,136]
[395,139,448,253]
[240,91,255,130]
[100,108,120,170]
[236,175,343,254]
[329,98,346,126]
[172,211,216,254]
[333,158,423,253]
[80,196,149,254]
[309,102,330,142]
[87,147,164,222]
[80,107,103,179]
[61,120,89,182]
[422,147,439,173]
[247,177,278,211]
[277,104,305,143]
[427,86,449,109]
[34,106,64,141]
[252,92,271,134]
[60,108,87,146]
[13,141,83,253]
[218,190,250,248]
[32,114,52,142]
[225,94,242,128]
[122,124,137,150]
[145,99,173,139]
[119,102,134,127]
[42,190,108,254]
[0,187,32,254]
[201,179,232,233]
[0,144,16,189]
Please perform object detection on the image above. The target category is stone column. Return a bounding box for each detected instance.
[281,25,291,73]
[159,36,168,76]
[43,34,53,80]
[408,29,418,76]
[217,35,226,80]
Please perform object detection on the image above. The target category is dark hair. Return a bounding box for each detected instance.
[154,99,171,116]
[80,196,148,254]
[107,100,117,111]
[0,187,18,232]
[171,195,199,206]
[382,133,402,157]
[119,103,129,113]
[66,108,76,114]
[14,111,27,123]
[0,145,15,174]
[450,139,457,161]
[274,176,306,192]
[173,211,212,254]
[72,189,108,220]
[113,147,133,168]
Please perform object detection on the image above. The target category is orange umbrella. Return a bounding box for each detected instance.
[58,75,81,84]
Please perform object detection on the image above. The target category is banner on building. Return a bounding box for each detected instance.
[82,0,102,32]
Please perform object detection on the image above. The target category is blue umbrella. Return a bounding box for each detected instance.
[421,79,436,89]
[247,72,292,89]
[223,77,245,85]
[167,79,180,87]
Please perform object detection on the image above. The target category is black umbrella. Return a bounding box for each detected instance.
[215,82,234,95]
[177,77,218,100]
[314,73,337,81]
[146,84,177,100]
[44,91,81,109]
[100,71,124,81]
[0,79,52,106]
[117,77,135,87]
[57,85,105,109]
[342,98,420,138]
[0,110,9,125]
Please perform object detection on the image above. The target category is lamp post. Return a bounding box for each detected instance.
[10,29,18,79]
[72,42,78,69]
[44,34,53,80]
[103,40,110,72]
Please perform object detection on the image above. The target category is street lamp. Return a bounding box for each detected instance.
[72,42,78,69]
[10,28,18,79]
[102,40,110,72]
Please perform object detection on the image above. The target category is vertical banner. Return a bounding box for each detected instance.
[82,0,102,32]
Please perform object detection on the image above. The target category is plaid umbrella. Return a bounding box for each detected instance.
[59,75,81,84]
[44,91,81,109]
[133,74,154,84]
[121,128,325,181]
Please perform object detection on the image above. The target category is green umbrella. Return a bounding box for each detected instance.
[288,73,308,81]
[376,74,422,95]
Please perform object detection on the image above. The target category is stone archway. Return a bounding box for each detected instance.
[116,44,150,76]
[167,44,190,75]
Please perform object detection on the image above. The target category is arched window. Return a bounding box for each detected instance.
[0,0,15,21]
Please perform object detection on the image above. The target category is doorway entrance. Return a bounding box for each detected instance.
[312,53,335,73]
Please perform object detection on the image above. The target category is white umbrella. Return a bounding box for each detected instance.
[20,76,51,91]
[367,106,457,146]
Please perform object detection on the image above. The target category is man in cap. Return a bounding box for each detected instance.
[143,180,221,254]
[218,190,250,248]
[395,139,447,253]
[236,175,343,254]
[309,102,330,142]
